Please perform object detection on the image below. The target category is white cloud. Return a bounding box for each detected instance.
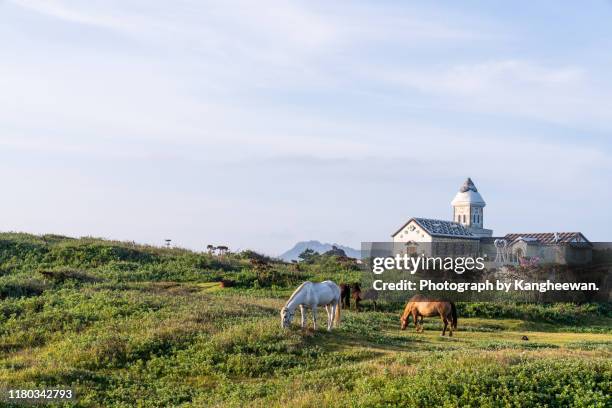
[371,59,611,129]
[1,1,611,251]
[9,0,128,28]
[423,60,584,92]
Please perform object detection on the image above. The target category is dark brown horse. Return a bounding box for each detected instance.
[400,295,457,336]
[339,284,351,309]
[351,283,379,312]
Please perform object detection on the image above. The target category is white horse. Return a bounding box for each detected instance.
[280,281,341,331]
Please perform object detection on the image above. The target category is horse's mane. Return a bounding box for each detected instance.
[285,281,312,306]
[402,294,428,317]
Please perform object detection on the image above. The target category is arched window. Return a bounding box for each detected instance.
[462,214,466,223]
[405,241,418,256]
[515,248,524,261]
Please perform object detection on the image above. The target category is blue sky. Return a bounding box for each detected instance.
[1,1,611,255]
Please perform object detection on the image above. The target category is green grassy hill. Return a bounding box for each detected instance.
[0,233,610,407]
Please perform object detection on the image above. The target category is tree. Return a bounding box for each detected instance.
[241,250,272,264]
[323,245,346,257]
[298,248,318,264]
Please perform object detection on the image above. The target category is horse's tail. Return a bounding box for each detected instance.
[334,300,341,327]
[450,302,458,329]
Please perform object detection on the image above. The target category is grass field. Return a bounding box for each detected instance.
[0,234,610,407]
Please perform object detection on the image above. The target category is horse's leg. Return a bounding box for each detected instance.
[335,302,341,329]
[312,306,318,331]
[325,305,332,331]
[447,311,453,337]
[441,316,448,336]
[300,305,306,329]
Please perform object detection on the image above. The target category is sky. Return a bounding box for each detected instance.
[1,1,611,255]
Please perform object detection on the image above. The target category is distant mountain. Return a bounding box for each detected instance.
[279,240,361,262]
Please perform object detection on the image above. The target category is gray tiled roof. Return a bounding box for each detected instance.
[504,232,590,245]
[393,217,478,239]
[414,218,477,239]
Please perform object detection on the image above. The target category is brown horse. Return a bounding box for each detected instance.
[400,295,457,336]
[351,283,379,312]
[339,284,351,309]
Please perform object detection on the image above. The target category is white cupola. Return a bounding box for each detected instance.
[451,177,486,229]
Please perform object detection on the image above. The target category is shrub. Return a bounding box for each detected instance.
[457,302,611,324]
[0,277,46,299]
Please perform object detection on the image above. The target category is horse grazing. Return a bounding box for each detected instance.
[400,295,457,336]
[281,281,341,332]
[351,283,379,312]
[339,283,351,309]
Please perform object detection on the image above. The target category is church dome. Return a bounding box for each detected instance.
[451,177,486,206]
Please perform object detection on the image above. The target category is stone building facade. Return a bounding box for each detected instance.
[392,178,592,265]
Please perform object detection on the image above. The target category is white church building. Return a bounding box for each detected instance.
[392,178,592,264]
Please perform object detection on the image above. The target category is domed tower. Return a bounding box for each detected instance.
[451,178,492,237]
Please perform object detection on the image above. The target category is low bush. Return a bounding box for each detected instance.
[457,302,611,324]
[0,276,47,299]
